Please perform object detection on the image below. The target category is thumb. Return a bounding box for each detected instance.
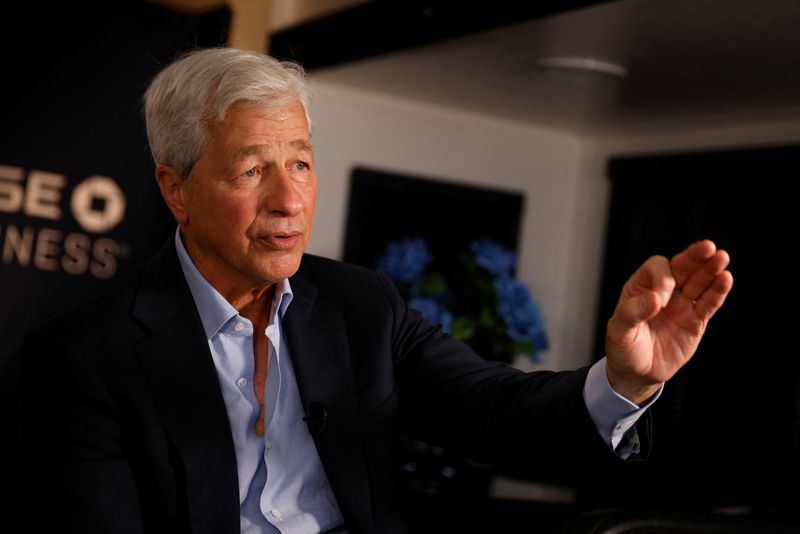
[612,292,661,332]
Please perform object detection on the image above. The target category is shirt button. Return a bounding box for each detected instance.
[234,322,244,332]
[265,440,272,449]
[236,377,248,387]
[271,509,282,520]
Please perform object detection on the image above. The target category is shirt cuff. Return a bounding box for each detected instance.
[583,357,662,452]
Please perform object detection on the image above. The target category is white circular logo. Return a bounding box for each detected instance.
[70,175,126,233]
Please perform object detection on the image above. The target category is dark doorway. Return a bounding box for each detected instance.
[593,144,800,521]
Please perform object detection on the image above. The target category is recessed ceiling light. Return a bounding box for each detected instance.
[536,56,628,79]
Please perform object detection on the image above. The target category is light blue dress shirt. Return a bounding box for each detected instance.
[175,232,344,533]
[584,357,661,458]
[175,230,657,531]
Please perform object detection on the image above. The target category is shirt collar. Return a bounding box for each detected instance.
[174,228,293,340]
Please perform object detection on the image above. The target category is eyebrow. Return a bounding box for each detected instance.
[233,140,313,161]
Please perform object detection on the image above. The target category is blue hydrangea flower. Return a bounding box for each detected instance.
[377,235,548,363]
[409,297,453,333]
[376,238,433,282]
[529,329,549,363]
[493,276,549,351]
[469,239,516,277]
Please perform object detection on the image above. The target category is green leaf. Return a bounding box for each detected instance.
[419,273,447,297]
[513,340,534,356]
[451,316,476,341]
[478,308,497,328]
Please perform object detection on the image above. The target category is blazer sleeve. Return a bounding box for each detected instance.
[374,270,638,484]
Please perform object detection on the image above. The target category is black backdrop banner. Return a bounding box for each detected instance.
[0,0,231,476]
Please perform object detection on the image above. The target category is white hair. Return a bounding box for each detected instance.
[143,47,310,178]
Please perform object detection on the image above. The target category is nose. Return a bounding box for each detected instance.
[262,167,303,217]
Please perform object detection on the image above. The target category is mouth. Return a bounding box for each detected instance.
[258,232,302,250]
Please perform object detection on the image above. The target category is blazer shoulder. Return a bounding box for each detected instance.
[297,253,385,286]
[37,235,185,347]
[295,253,401,308]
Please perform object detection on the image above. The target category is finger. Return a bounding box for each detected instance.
[669,240,717,288]
[626,255,675,306]
[694,270,734,321]
[680,249,731,303]
[613,292,661,331]
[612,255,674,333]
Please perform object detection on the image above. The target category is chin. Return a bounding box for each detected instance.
[256,254,303,283]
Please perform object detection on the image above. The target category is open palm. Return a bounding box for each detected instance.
[605,240,733,404]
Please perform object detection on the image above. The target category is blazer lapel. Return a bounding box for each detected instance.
[131,239,240,534]
[285,270,374,533]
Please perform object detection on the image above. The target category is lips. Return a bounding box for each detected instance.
[258,232,302,250]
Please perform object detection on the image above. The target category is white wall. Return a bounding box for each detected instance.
[305,79,597,371]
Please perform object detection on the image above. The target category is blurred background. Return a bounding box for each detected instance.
[2,0,799,531]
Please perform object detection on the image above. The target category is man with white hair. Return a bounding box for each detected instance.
[20,47,733,534]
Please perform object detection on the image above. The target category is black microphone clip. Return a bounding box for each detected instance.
[303,401,327,437]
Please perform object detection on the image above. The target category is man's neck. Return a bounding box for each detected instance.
[236,285,274,327]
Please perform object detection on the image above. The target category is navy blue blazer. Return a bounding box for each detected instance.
[19,236,636,533]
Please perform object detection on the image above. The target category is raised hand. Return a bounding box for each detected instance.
[604,240,733,405]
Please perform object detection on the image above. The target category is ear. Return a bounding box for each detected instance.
[155,165,188,224]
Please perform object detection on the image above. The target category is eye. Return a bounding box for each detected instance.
[294,161,309,171]
[241,167,259,178]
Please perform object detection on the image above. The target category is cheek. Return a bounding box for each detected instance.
[303,182,318,218]
[204,194,257,230]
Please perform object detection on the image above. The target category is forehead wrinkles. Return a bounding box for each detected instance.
[203,101,310,167]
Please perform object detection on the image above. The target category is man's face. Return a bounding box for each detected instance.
[170,100,316,297]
